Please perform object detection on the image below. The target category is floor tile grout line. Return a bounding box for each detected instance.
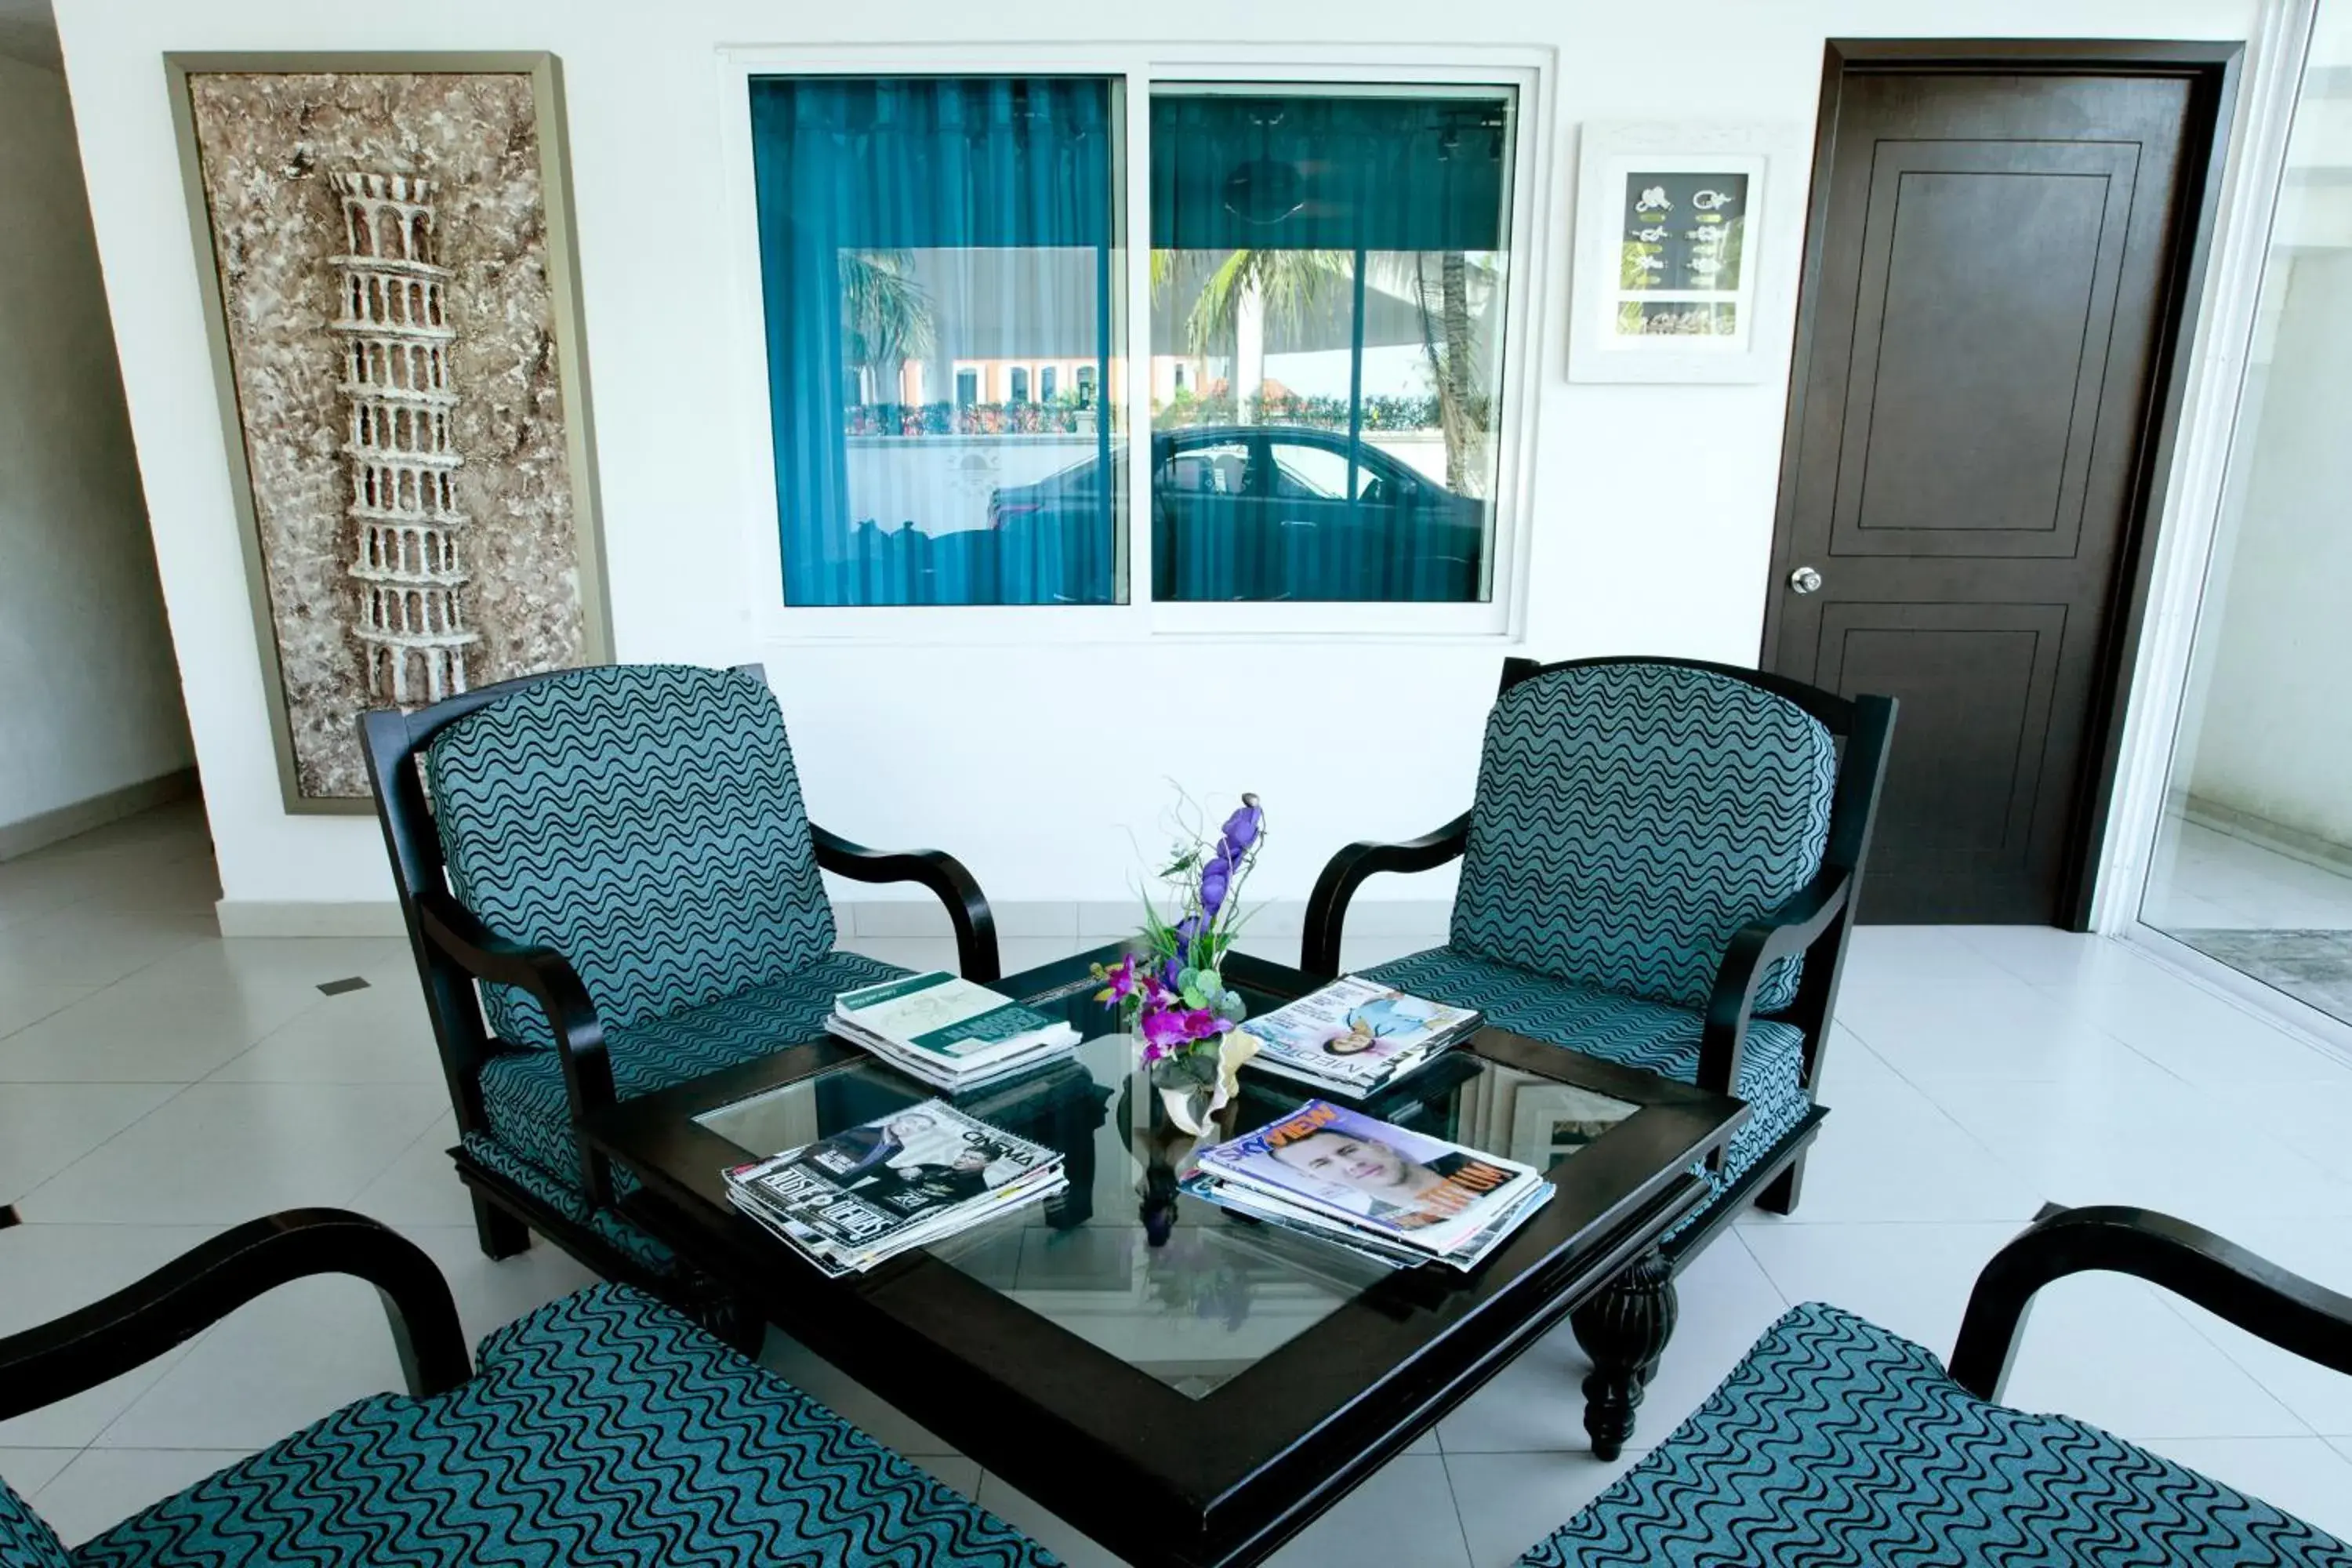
[6,1080,205,1215]
[1433,1450,1481,1568]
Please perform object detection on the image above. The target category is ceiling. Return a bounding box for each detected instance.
[0,0,59,71]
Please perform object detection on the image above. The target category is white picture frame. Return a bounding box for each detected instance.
[1567,120,1804,384]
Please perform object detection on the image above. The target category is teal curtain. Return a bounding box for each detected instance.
[749,77,1116,606]
[1149,92,1514,604]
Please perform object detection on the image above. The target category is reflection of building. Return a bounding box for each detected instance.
[330,170,478,706]
[846,247,1492,415]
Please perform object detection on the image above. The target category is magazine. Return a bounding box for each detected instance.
[725,1100,1065,1274]
[1236,978,1481,1093]
[1194,1099,1544,1258]
[829,971,1080,1091]
[1183,1168,1555,1274]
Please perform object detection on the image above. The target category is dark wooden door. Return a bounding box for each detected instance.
[1766,50,2228,924]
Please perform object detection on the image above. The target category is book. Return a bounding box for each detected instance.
[725,1099,1065,1275]
[1236,978,1482,1096]
[829,971,1081,1091]
[1191,1099,1548,1265]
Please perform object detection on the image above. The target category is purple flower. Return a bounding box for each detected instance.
[1218,795,1263,857]
[1199,855,1231,919]
[1096,953,1141,1002]
[1173,914,1203,963]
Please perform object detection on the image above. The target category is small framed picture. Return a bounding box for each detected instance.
[1568,122,1802,383]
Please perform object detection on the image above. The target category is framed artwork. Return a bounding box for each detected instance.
[1506,1083,1639,1169]
[167,52,610,811]
[1568,121,1802,383]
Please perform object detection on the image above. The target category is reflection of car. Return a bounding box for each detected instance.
[986,425,1487,602]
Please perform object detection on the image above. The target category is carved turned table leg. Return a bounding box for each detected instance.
[1570,1249,1677,1461]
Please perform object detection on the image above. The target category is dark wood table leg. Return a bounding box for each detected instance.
[1570,1248,1677,1461]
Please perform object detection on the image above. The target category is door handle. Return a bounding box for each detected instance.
[1789,565,1824,594]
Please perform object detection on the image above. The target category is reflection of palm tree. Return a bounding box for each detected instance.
[839,249,935,404]
[1165,249,1351,422]
[1375,252,1499,498]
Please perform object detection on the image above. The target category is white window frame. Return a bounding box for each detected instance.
[714,43,1555,644]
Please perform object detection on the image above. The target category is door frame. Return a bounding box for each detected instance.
[1761,38,2243,929]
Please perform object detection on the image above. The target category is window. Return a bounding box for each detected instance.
[1149,87,1515,602]
[748,75,1125,606]
[742,68,1525,619]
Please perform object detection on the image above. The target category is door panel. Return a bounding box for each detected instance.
[1835,145,2138,554]
[1813,602,2067,922]
[1766,63,2215,924]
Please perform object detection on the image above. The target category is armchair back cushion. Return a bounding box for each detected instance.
[1,1478,67,1568]
[426,666,836,1048]
[1452,662,1836,1012]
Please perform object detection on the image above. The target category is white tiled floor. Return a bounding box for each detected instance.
[5,804,2352,1563]
[2143,818,2352,932]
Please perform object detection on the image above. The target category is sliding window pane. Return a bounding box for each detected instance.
[749,76,1125,606]
[1149,88,1515,602]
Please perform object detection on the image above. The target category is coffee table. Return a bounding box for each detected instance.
[583,945,1746,1568]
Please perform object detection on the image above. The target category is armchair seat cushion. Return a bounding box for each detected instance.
[1520,1301,2350,1566]
[477,950,906,1196]
[70,1283,1058,1568]
[1365,946,1809,1219]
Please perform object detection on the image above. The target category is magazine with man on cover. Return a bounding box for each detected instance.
[1196,1098,1541,1249]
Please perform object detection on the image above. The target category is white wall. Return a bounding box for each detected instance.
[0,52,192,836]
[51,0,2260,916]
[2183,246,2352,848]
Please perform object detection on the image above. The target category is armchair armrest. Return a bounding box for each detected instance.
[813,825,1000,985]
[0,1210,470,1421]
[416,891,615,1200]
[1695,869,1852,1093]
[1949,1205,2352,1403]
[1301,811,1472,978]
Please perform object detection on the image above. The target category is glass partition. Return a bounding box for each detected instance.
[2139,7,2352,1025]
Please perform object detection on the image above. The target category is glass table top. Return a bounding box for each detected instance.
[693,980,1638,1400]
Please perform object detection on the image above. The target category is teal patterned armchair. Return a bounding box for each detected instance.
[1523,1207,2352,1565]
[1304,656,1895,1257]
[361,663,998,1288]
[0,1210,1056,1566]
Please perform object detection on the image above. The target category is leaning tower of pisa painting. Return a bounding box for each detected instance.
[328,171,480,706]
[180,65,602,808]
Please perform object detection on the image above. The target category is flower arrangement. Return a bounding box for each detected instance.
[1094,793,1265,1133]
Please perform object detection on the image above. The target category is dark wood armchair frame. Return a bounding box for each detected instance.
[359,662,1000,1280]
[1951,1204,2352,1403]
[0,1210,471,1423]
[1301,655,1896,1265]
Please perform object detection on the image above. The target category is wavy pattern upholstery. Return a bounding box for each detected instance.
[70,1284,1058,1568]
[1452,662,1835,1014]
[1365,946,1807,1225]
[477,949,906,1196]
[426,666,837,1050]
[1523,1302,2350,1566]
[2,1479,67,1568]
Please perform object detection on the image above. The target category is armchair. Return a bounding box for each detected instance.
[1523,1206,2352,1564]
[1304,655,1895,1261]
[0,1210,1055,1566]
[360,662,1001,1287]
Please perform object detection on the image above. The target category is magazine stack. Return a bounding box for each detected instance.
[725,1101,1065,1276]
[829,971,1080,1092]
[1180,1100,1552,1272]
[1237,978,1483,1098]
